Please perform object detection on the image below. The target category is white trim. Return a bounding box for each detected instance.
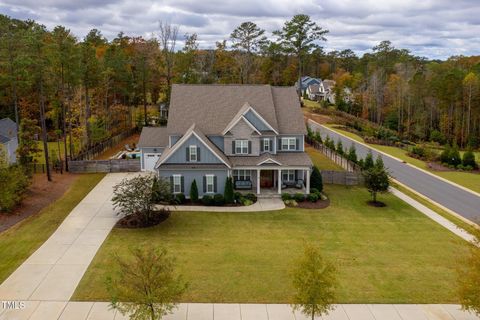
[244,106,278,134]
[222,116,261,136]
[281,137,297,151]
[172,174,182,194]
[282,169,296,182]
[189,145,197,162]
[156,127,231,168]
[263,138,270,152]
[205,174,215,193]
[257,157,282,166]
[235,139,249,155]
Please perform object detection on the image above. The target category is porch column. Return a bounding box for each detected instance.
[257,169,261,194]
[305,169,310,194]
[277,169,282,194]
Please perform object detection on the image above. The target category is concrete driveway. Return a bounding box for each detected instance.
[0,173,133,301]
[308,119,480,223]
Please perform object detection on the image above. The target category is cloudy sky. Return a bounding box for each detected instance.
[1,0,479,59]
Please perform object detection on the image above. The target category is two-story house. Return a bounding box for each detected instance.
[138,84,312,197]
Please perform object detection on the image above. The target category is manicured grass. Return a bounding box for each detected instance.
[0,173,105,283]
[306,146,344,171]
[325,125,480,194]
[72,185,469,304]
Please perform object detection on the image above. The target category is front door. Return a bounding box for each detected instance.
[260,170,273,188]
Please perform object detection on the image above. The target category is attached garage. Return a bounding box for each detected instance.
[138,127,168,172]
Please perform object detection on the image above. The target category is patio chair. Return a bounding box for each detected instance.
[295,179,304,189]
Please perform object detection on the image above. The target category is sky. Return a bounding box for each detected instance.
[1,0,480,59]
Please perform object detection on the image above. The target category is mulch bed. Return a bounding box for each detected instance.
[0,172,79,233]
[289,198,330,209]
[116,210,171,229]
[367,201,386,207]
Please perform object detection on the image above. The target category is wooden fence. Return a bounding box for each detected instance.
[306,137,361,172]
[68,159,141,173]
[321,170,364,186]
[71,128,138,161]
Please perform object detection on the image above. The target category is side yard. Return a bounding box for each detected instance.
[72,184,470,304]
[0,173,105,283]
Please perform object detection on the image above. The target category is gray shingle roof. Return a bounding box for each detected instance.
[0,118,17,141]
[229,152,312,167]
[0,134,9,144]
[137,127,169,148]
[167,84,305,136]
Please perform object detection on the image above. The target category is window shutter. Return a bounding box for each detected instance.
[180,176,184,193]
[203,176,206,193]
[197,147,201,161]
[213,176,217,193]
[270,139,274,152]
[278,138,282,150]
[186,147,189,161]
[170,176,174,193]
[296,138,300,150]
[260,139,264,152]
[248,141,252,154]
[232,141,235,154]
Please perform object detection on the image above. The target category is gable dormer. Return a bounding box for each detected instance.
[222,102,278,136]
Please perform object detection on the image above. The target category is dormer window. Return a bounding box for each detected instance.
[189,145,197,162]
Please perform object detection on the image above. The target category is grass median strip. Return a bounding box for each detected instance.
[0,173,105,283]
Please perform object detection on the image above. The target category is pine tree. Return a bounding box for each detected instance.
[190,179,199,202]
[336,140,344,155]
[347,144,357,163]
[310,166,323,192]
[363,151,374,170]
[224,177,234,204]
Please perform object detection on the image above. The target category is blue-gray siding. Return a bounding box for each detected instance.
[208,135,224,152]
[1,137,18,164]
[158,169,228,197]
[244,110,271,131]
[165,135,223,164]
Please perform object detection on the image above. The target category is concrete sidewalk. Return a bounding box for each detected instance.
[157,198,285,212]
[1,302,479,320]
[0,173,133,302]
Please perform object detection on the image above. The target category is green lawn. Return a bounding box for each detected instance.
[306,146,344,171]
[325,125,480,194]
[0,173,105,283]
[72,185,469,304]
[34,139,80,164]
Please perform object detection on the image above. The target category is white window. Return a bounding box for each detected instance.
[281,137,296,151]
[263,138,270,152]
[189,145,197,162]
[282,170,295,182]
[206,175,214,193]
[233,170,251,181]
[173,175,182,193]
[235,140,249,154]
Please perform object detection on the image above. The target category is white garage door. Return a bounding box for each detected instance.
[144,153,161,171]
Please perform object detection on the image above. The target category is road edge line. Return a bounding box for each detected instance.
[307,118,480,199]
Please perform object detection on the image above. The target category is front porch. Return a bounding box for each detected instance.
[232,167,311,195]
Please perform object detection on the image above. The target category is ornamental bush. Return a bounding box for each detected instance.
[202,195,214,206]
[190,179,199,202]
[462,150,478,169]
[310,166,323,192]
[294,193,306,202]
[213,194,225,206]
[282,193,292,201]
[224,177,234,204]
[307,193,319,202]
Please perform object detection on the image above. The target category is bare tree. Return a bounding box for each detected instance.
[158,21,178,105]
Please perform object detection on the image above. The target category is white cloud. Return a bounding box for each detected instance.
[1,0,480,59]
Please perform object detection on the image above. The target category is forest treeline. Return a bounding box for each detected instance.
[1,13,480,157]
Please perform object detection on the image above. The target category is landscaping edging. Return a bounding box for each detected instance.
[154,198,285,212]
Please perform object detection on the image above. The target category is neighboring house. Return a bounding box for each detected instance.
[306,83,326,101]
[138,84,312,197]
[296,76,322,96]
[0,118,18,165]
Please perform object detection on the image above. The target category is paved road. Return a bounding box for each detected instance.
[1,301,479,320]
[308,119,480,223]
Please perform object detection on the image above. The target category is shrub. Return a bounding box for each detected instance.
[310,188,321,196]
[307,193,319,202]
[202,195,214,206]
[190,179,199,202]
[174,193,186,204]
[284,199,298,207]
[314,131,322,143]
[240,198,253,206]
[233,191,242,202]
[244,193,257,203]
[151,176,172,203]
[430,130,445,144]
[310,166,323,192]
[410,146,426,159]
[213,194,225,205]
[282,193,292,201]
[294,193,306,202]
[462,150,478,169]
[347,144,357,163]
[0,166,30,212]
[336,140,344,155]
[224,177,234,204]
[363,151,374,170]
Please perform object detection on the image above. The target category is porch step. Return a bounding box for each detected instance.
[257,193,281,199]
